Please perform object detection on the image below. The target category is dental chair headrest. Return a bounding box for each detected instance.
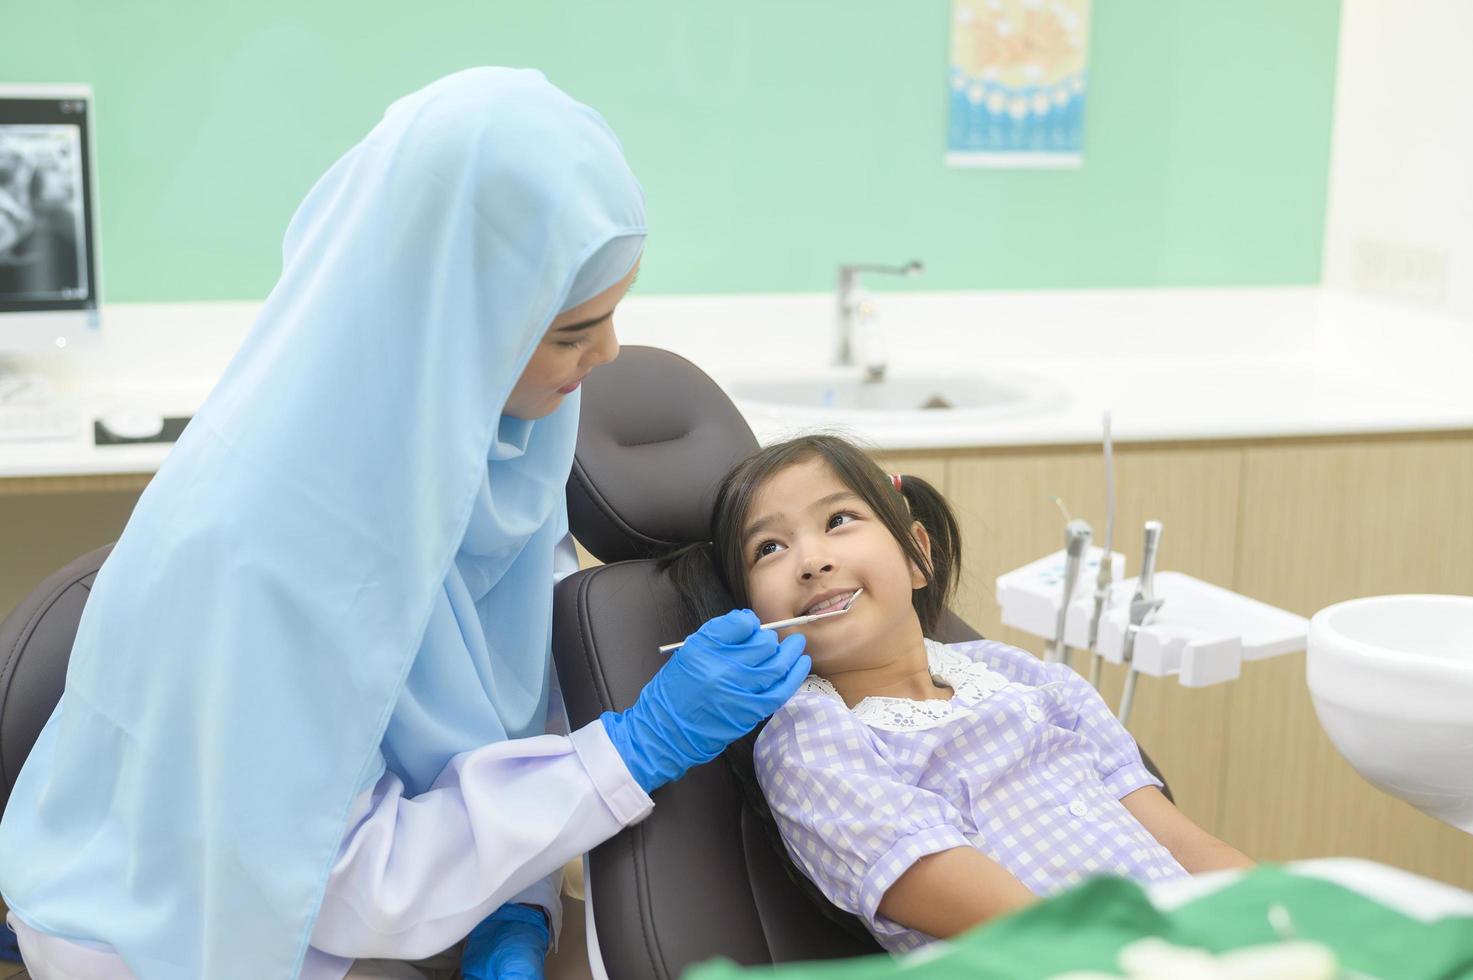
[569,346,759,563]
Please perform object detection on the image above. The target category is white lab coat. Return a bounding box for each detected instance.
[9,537,652,979]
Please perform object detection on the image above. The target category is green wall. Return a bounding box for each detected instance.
[8,1,1342,301]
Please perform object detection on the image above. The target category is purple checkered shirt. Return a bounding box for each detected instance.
[754,638,1189,953]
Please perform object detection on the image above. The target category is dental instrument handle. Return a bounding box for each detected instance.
[1117,615,1158,727]
[1136,520,1163,602]
[1049,520,1092,664]
[1086,561,1112,658]
[1100,412,1115,557]
[1118,664,1140,727]
[1084,411,1116,685]
[657,588,863,653]
[1117,595,1164,726]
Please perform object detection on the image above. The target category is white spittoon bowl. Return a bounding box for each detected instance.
[1307,594,1473,834]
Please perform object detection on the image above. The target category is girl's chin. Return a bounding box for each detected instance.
[804,633,863,670]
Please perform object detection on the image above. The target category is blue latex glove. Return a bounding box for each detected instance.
[461,903,550,980]
[602,608,810,794]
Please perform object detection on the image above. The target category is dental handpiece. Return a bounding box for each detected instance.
[1086,411,1116,688]
[1086,553,1113,688]
[1118,521,1164,726]
[1048,519,1092,664]
[1135,521,1163,604]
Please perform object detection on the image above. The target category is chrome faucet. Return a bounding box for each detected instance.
[835,261,923,383]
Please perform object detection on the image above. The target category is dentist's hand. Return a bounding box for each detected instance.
[602,609,810,794]
[461,903,549,980]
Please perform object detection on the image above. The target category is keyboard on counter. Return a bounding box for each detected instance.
[0,402,84,443]
[0,372,84,443]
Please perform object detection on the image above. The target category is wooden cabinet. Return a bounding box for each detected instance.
[0,478,146,620]
[1223,437,1473,886]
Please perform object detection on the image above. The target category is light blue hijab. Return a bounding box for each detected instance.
[0,68,645,979]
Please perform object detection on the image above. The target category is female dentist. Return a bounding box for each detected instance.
[0,69,809,980]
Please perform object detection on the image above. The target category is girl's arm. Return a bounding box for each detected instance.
[1121,786,1254,873]
[877,846,1039,938]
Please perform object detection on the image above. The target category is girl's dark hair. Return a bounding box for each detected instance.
[663,434,961,636]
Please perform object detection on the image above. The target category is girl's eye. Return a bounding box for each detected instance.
[827,511,857,530]
[555,336,591,350]
[753,540,784,562]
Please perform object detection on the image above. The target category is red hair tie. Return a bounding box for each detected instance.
[889,473,903,493]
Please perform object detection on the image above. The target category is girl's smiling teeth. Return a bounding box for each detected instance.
[803,590,859,617]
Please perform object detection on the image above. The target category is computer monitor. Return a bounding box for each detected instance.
[0,84,101,357]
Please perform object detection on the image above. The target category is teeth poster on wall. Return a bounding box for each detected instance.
[947,0,1092,169]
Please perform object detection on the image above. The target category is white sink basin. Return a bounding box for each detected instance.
[727,369,1064,420]
[1306,594,1473,834]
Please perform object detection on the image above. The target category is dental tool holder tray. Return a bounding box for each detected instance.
[995,548,1309,687]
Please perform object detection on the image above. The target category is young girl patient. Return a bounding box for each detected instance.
[677,434,1252,953]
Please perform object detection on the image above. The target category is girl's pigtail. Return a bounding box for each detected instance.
[896,474,962,633]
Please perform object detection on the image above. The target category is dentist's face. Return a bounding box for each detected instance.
[505,259,639,420]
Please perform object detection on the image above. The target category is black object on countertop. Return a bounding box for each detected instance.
[93,416,192,446]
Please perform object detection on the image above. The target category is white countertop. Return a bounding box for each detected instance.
[3,285,1470,479]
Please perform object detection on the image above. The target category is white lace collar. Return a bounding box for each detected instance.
[796,638,1010,732]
